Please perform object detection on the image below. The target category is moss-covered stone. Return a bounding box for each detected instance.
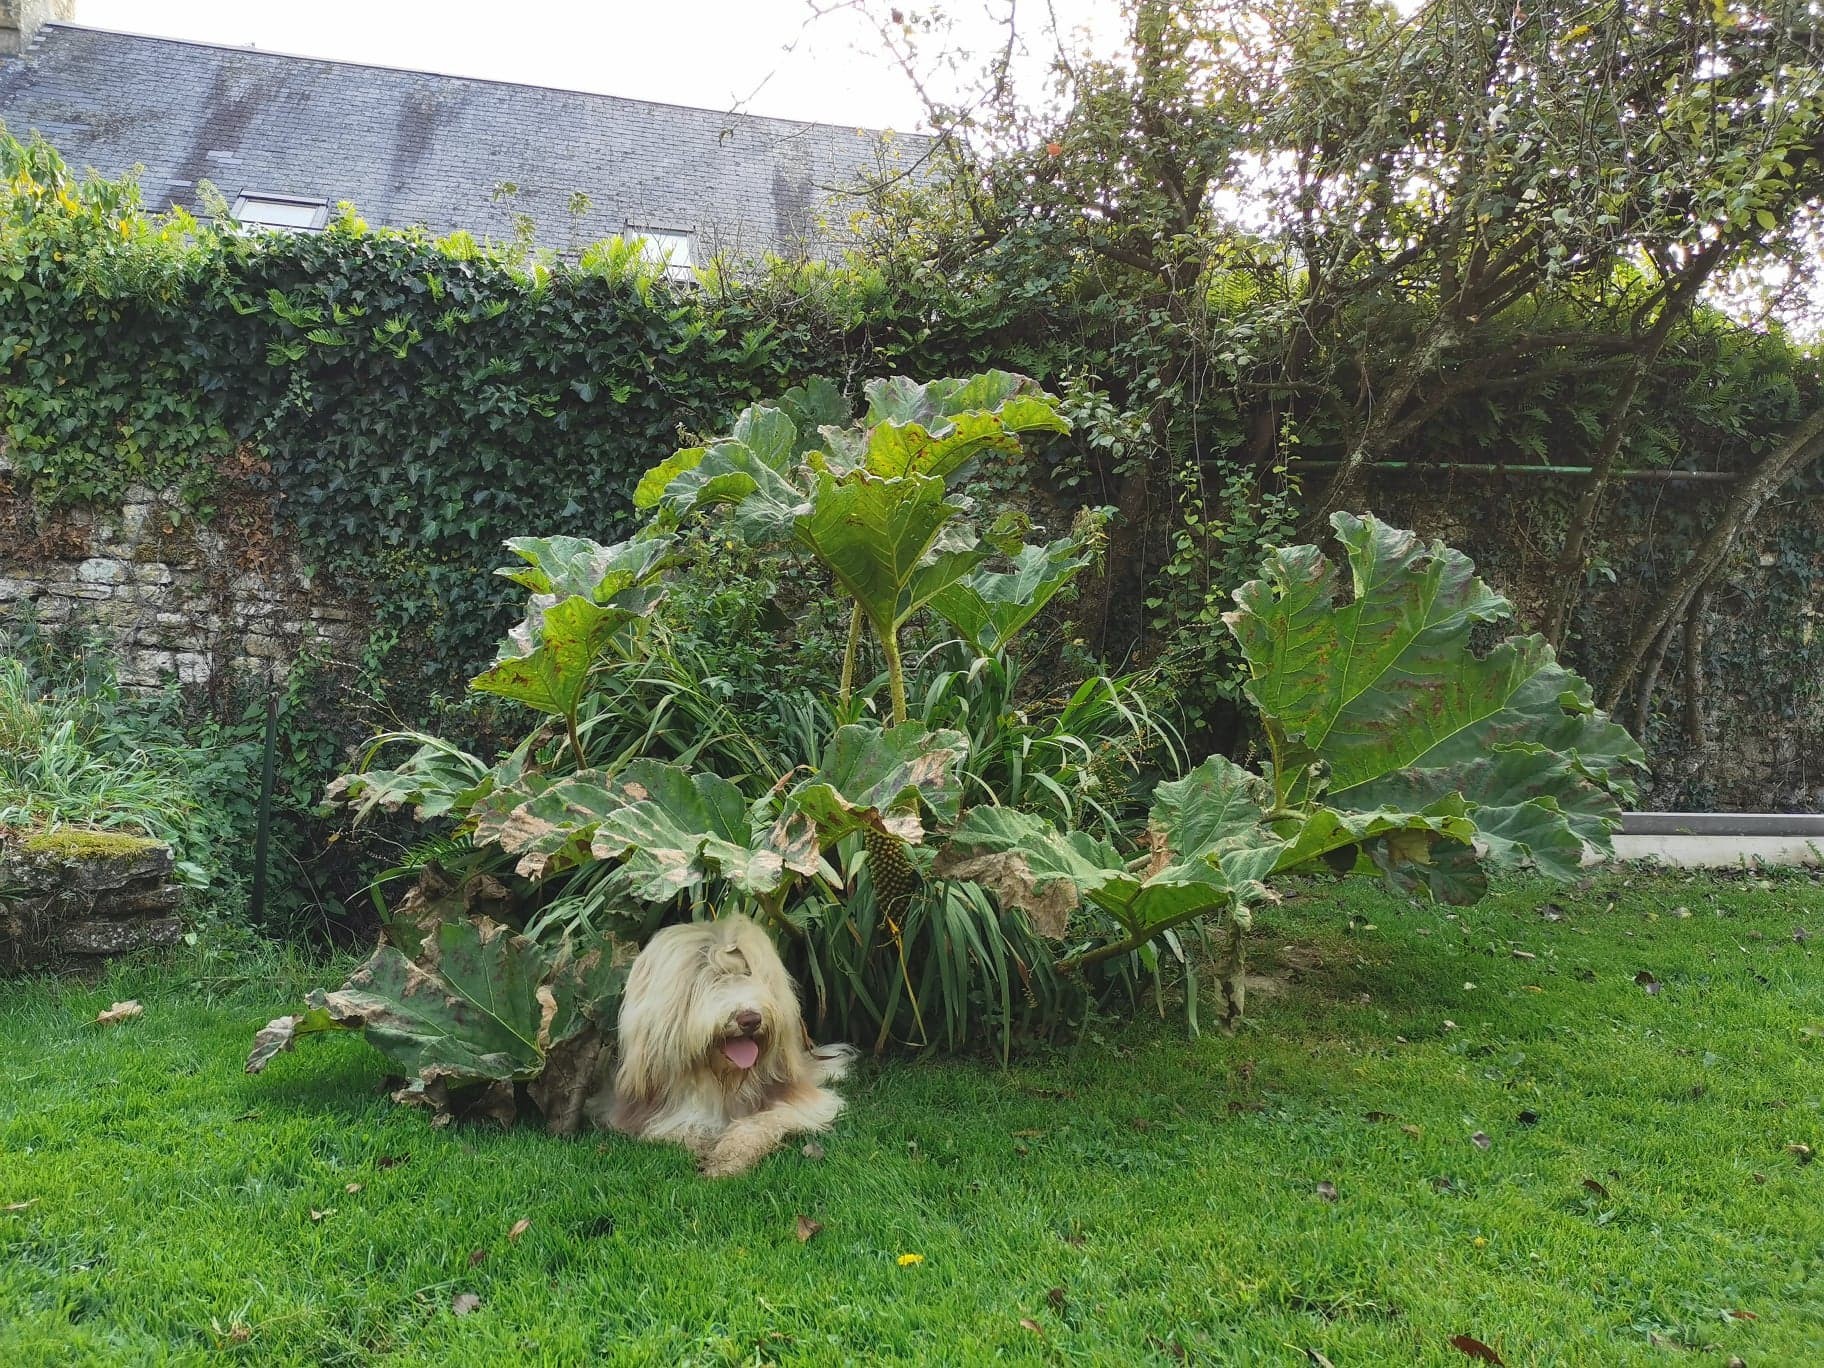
[18,828,162,861]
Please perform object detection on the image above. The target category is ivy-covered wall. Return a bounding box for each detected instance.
[3,133,1821,813]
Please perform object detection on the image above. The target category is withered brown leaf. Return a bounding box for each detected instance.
[1448,1332,1506,1364]
[95,1000,143,1027]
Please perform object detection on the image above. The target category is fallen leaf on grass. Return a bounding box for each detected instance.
[1471,1132,1491,1150]
[1019,1318,1044,1335]
[451,1292,481,1317]
[800,1141,825,1161]
[468,1249,487,1267]
[1314,1180,1339,1202]
[309,1209,333,1223]
[896,1253,924,1267]
[1449,1333,1506,1364]
[1726,1309,1757,1321]
[1635,971,1662,995]
[1047,1287,1066,1312]
[1787,1143,1814,1164]
[344,1183,363,1195]
[794,1215,823,1243]
[375,1154,409,1169]
[1581,1178,1610,1199]
[1516,1110,1540,1126]
[1752,1172,1767,1185]
[1305,1351,1337,1368]
[1401,1124,1423,1139]
[94,1001,143,1027]
[508,1218,531,1244]
[1510,949,1536,961]
[3,1200,37,1213]
[1539,903,1566,921]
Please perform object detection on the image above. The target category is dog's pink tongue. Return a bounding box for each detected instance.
[721,1037,761,1070]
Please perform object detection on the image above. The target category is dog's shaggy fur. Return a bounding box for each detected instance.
[589,914,853,1177]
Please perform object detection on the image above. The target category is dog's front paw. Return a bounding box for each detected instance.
[697,1148,757,1179]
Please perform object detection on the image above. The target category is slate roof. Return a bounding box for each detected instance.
[0,23,922,258]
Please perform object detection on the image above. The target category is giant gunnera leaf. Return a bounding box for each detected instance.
[935,756,1285,940]
[1224,512,1644,899]
[247,871,633,1133]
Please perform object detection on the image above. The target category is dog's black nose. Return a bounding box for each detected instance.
[734,1009,763,1036]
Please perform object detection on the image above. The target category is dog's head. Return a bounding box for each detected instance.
[614,914,805,1099]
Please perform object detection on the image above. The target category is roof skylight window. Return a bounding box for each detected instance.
[627,226,695,281]
[232,193,329,232]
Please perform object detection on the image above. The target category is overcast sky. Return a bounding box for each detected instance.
[76,1,1115,129]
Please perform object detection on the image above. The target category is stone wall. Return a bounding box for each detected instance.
[0,448,361,691]
[0,830,184,974]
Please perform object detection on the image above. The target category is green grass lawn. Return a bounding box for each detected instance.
[3,872,1821,1366]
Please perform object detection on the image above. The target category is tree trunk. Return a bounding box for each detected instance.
[1308,317,1458,523]
[1681,581,1711,747]
[1602,407,1824,711]
[1545,245,1726,647]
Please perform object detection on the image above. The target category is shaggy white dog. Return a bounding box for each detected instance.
[592,914,854,1177]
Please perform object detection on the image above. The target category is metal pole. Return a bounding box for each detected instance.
[249,691,278,923]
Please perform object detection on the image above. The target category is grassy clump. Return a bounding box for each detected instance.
[1,871,1820,1365]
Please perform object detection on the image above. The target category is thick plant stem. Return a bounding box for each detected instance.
[1603,407,1824,710]
[1216,918,1247,1035]
[878,624,908,726]
[838,603,863,710]
[565,714,587,771]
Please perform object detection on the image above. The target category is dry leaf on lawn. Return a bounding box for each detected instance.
[1315,1181,1338,1202]
[1019,1318,1044,1335]
[95,1000,143,1026]
[451,1292,481,1317]
[1449,1333,1506,1364]
[508,1218,531,1244]
[794,1215,823,1243]
[3,1200,37,1213]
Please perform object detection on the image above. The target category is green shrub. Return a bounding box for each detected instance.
[250,372,1643,1126]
